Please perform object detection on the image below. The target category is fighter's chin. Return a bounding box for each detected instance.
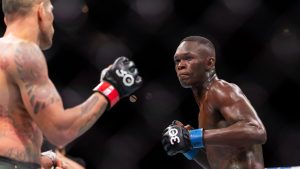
[179,80,192,88]
[40,40,53,50]
[40,32,54,50]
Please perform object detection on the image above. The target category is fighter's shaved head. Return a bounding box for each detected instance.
[2,0,45,15]
[181,36,216,59]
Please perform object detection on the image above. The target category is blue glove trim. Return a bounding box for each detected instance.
[183,148,199,160]
[189,128,204,148]
[266,168,292,169]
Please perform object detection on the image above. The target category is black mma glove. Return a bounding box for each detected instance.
[162,121,204,160]
[161,123,192,156]
[93,56,142,109]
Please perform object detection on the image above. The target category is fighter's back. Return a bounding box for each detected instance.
[198,78,265,169]
[0,37,43,163]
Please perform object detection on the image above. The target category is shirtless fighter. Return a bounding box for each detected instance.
[162,36,267,169]
[0,0,142,168]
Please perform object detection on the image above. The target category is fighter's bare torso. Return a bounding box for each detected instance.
[0,36,43,163]
[197,78,264,169]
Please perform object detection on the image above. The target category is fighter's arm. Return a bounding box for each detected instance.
[10,42,108,147]
[204,82,267,147]
[176,122,210,168]
[55,150,85,169]
[162,121,210,169]
[40,150,85,169]
[192,149,210,169]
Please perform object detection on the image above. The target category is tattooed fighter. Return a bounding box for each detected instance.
[0,0,142,168]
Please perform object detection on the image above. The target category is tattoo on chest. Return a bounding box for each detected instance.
[0,105,14,138]
[16,114,36,140]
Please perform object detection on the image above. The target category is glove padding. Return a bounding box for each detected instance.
[94,56,142,109]
[102,56,142,97]
[161,123,192,156]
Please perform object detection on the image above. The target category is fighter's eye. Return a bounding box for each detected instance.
[185,56,192,61]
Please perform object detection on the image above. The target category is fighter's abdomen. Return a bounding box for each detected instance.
[206,145,264,169]
[0,70,43,163]
[0,112,43,163]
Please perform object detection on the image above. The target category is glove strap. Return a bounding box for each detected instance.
[183,148,199,160]
[41,150,57,166]
[189,128,204,148]
[93,81,120,109]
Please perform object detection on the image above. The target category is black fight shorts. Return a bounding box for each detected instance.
[0,156,40,169]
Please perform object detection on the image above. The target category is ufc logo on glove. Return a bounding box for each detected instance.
[93,56,142,109]
[168,127,181,145]
[116,69,135,86]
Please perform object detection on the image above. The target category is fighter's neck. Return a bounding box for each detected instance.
[4,19,40,45]
[192,69,217,101]
[203,69,217,90]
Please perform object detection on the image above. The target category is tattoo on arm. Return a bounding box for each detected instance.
[14,44,60,114]
[81,95,99,115]
[78,95,104,135]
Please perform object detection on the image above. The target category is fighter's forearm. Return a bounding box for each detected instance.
[203,121,267,147]
[193,149,211,169]
[66,92,107,136]
[46,93,107,147]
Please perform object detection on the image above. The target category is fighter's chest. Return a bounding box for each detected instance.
[198,101,224,129]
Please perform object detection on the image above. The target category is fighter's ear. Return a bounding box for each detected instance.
[206,57,215,70]
[37,2,46,21]
[4,17,7,26]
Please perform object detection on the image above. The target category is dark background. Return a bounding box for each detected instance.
[2,0,300,168]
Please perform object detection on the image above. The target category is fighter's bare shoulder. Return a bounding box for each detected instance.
[0,37,48,83]
[0,36,45,60]
[209,78,246,104]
